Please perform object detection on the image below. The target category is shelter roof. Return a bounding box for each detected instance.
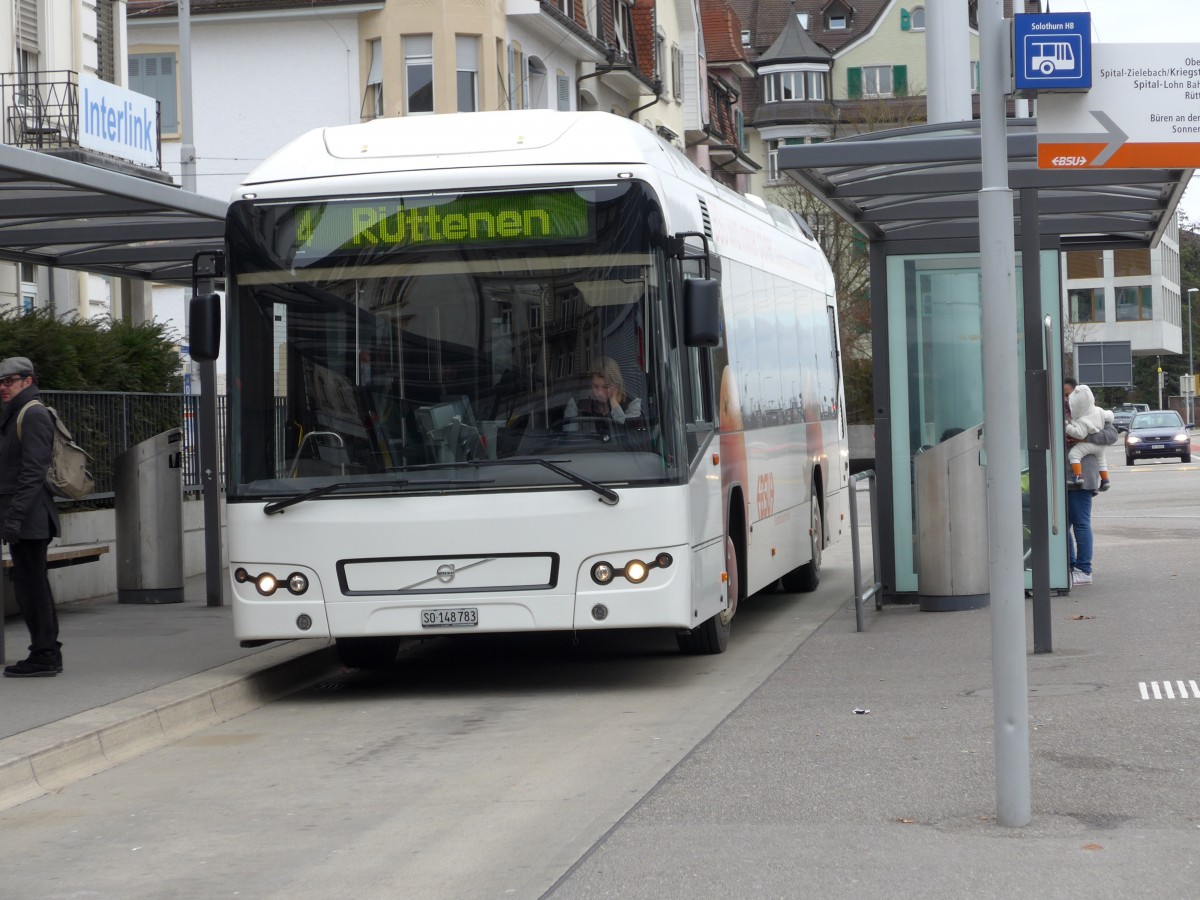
[778,118,1192,252]
[0,144,226,286]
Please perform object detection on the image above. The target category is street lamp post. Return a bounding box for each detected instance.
[1188,288,1198,426]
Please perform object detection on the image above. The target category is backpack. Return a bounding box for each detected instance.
[16,400,96,501]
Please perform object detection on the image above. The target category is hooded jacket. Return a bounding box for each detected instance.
[1065,384,1113,441]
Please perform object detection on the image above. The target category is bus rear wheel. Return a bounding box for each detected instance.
[677,534,737,654]
[782,492,822,593]
[336,636,401,669]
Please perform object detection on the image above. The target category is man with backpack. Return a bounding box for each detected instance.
[0,357,62,677]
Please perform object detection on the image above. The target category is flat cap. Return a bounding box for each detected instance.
[0,357,35,379]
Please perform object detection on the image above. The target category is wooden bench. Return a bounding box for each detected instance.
[2,544,112,663]
[2,542,111,571]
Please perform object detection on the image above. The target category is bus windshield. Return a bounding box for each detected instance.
[224,180,681,501]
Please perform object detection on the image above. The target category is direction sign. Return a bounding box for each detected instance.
[1038,43,1200,169]
[1014,13,1091,92]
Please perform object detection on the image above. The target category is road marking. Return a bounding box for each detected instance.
[1139,680,1200,700]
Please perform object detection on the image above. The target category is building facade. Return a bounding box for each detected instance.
[1063,218,1184,362]
[1,0,155,318]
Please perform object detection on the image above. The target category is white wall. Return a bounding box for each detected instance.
[129,14,362,203]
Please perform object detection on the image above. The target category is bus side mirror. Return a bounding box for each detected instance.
[684,278,720,347]
[189,292,222,362]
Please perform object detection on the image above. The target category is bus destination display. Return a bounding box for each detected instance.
[288,191,592,256]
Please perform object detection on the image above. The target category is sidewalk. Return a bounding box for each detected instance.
[551,546,1200,897]
[0,573,337,810]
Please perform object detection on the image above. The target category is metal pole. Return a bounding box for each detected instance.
[178,0,197,192]
[1021,190,1053,655]
[199,359,223,606]
[1188,288,1197,426]
[978,0,1031,827]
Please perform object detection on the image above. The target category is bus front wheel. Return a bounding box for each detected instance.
[336,636,401,669]
[677,535,736,654]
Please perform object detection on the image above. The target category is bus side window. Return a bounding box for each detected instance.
[684,344,715,462]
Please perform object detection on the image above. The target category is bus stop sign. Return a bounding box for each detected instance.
[1013,13,1092,93]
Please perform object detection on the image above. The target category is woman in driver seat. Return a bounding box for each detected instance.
[565,357,642,429]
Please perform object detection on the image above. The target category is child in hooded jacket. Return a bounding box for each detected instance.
[1066,383,1112,490]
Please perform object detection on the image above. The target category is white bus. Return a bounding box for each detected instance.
[191,111,848,666]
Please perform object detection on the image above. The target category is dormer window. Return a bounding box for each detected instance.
[825,1,852,30]
[741,29,751,48]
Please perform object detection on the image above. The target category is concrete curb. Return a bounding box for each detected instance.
[0,642,340,812]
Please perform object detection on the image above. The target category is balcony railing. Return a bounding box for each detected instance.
[1,70,79,151]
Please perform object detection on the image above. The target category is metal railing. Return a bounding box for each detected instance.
[848,470,883,632]
[41,391,228,502]
[1,70,79,151]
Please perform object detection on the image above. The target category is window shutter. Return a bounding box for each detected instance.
[893,65,908,96]
[847,67,862,99]
[557,75,571,111]
[130,53,178,132]
[407,35,433,57]
[456,35,479,70]
[900,9,910,30]
[367,40,383,85]
[16,0,40,52]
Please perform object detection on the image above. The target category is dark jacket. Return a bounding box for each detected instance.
[0,385,61,540]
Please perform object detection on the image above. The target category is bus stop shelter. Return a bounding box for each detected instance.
[0,142,225,284]
[0,142,228,612]
[779,117,1191,645]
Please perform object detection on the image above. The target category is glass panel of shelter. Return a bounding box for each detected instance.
[885,250,1068,595]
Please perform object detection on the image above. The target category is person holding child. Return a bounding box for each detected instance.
[1065,382,1113,492]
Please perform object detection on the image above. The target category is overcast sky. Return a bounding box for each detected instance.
[1044,0,1199,225]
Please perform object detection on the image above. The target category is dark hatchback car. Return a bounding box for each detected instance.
[1113,403,1151,432]
[1124,410,1192,465]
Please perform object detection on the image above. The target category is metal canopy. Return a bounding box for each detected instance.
[779,118,1192,252]
[0,144,227,286]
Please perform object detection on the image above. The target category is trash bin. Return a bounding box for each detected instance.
[913,423,988,611]
[116,428,184,604]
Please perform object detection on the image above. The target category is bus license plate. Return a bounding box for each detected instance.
[421,607,479,628]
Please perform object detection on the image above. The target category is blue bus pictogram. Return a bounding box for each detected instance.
[1025,35,1083,79]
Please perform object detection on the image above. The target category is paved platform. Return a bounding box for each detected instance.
[0,573,337,810]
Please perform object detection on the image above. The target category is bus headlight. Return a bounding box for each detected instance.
[287,572,309,594]
[590,552,673,585]
[256,573,278,596]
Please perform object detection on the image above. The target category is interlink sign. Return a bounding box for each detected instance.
[77,75,159,168]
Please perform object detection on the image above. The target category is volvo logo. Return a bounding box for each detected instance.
[436,564,456,584]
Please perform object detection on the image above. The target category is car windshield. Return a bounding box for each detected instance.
[1131,412,1182,429]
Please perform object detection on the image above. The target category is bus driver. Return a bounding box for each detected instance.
[564,357,642,430]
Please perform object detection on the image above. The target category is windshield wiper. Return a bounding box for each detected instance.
[263,477,474,516]
[458,458,620,506]
[262,457,619,514]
